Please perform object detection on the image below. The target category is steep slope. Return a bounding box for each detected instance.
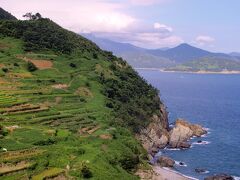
[0,13,168,179]
[0,7,17,20]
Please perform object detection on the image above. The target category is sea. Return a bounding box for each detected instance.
[137,69,240,180]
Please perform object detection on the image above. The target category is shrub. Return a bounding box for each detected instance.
[69,63,76,68]
[106,102,114,108]
[81,164,93,178]
[0,125,8,137]
[2,67,8,73]
[13,62,19,66]
[33,138,56,146]
[93,52,98,59]
[27,61,38,72]
[85,82,90,87]
[76,148,85,155]
[119,154,139,171]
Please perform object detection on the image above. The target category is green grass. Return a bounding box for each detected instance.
[0,37,147,179]
[0,16,161,179]
[32,168,64,180]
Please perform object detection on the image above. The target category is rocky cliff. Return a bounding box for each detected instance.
[137,105,207,156]
[137,103,169,155]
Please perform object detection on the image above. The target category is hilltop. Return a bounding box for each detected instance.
[0,9,168,179]
[85,34,240,72]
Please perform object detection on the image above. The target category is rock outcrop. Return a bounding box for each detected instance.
[137,104,169,154]
[204,174,234,180]
[138,105,207,154]
[157,156,175,167]
[169,119,207,148]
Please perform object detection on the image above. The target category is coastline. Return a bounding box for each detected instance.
[135,68,240,74]
[137,166,197,180]
[153,166,197,180]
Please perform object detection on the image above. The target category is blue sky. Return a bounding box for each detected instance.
[1,0,239,52]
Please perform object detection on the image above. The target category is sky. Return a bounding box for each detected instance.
[1,0,239,52]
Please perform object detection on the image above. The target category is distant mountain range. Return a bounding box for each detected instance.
[83,33,240,72]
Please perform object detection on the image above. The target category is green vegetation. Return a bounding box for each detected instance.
[0,10,162,179]
[165,57,240,72]
[27,61,38,72]
[0,8,17,20]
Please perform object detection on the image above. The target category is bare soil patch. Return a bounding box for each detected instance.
[8,72,33,78]
[0,148,45,161]
[52,84,68,89]
[17,55,53,69]
[75,87,93,97]
[0,43,9,50]
[0,161,32,175]
[99,134,112,140]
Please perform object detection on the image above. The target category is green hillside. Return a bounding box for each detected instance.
[0,16,162,179]
[0,8,17,20]
[165,57,240,72]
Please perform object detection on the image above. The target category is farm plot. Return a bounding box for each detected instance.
[32,168,65,180]
[0,93,25,108]
[0,161,33,175]
[17,55,53,70]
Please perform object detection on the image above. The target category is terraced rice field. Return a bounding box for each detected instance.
[0,44,112,179]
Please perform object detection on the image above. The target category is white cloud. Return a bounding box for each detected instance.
[0,0,182,48]
[132,33,183,48]
[195,35,215,45]
[130,0,167,6]
[0,0,136,33]
[94,32,183,49]
[154,23,173,32]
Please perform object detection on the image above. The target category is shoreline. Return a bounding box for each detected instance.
[135,68,240,74]
[137,165,197,180]
[153,166,197,180]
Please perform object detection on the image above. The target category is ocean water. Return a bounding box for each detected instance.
[137,70,240,180]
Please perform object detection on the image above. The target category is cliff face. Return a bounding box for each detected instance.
[137,103,169,154]
[137,104,207,155]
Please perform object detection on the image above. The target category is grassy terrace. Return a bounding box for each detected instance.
[0,37,147,179]
[0,14,162,179]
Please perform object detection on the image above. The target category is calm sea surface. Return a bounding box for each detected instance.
[137,70,240,180]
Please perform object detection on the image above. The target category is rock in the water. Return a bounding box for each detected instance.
[178,142,191,149]
[169,119,207,148]
[151,147,159,156]
[191,124,207,137]
[204,174,234,180]
[195,168,207,174]
[157,156,175,167]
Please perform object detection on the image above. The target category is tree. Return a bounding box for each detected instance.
[23,12,42,20]
[23,12,34,20]
[27,61,38,72]
[35,13,42,19]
